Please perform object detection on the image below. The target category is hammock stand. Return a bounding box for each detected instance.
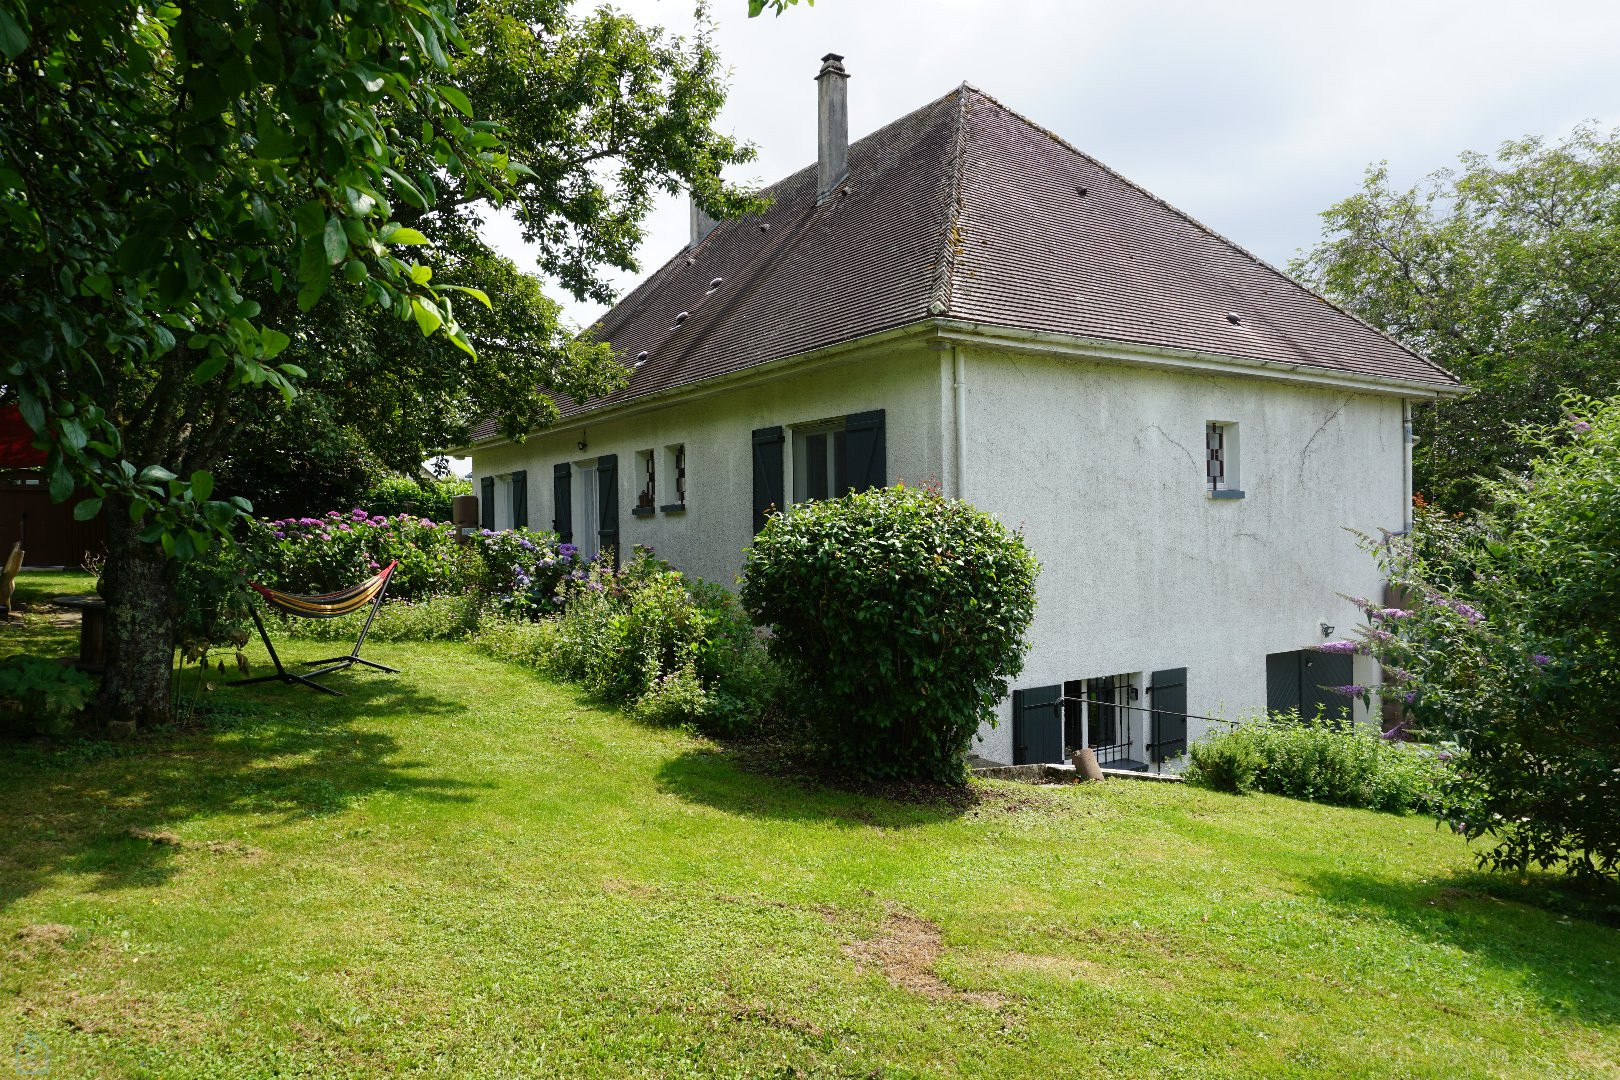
[233,561,400,696]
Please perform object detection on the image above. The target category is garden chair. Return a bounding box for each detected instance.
[233,561,400,695]
[0,541,22,618]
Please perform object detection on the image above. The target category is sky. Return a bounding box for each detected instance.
[481,0,1620,335]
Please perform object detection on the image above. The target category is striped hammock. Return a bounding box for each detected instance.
[233,561,402,695]
[249,562,397,620]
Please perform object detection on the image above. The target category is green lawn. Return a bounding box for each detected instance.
[2,582,1618,1077]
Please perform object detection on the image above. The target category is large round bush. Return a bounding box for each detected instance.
[740,485,1039,784]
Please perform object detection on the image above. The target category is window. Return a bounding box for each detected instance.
[1206,421,1242,498]
[662,444,686,512]
[789,411,885,505]
[633,449,656,517]
[792,421,846,503]
[1063,674,1140,766]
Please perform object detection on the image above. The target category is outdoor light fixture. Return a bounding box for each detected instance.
[577,430,588,452]
[1320,622,1335,638]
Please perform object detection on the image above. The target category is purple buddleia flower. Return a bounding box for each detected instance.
[1401,691,1417,703]
[1373,607,1411,620]
[1328,684,1367,697]
[1315,640,1360,653]
[1532,653,1552,666]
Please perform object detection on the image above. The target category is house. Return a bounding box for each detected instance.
[463,55,1464,768]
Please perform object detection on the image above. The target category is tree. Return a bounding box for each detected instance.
[1349,396,1620,881]
[0,0,757,725]
[1292,126,1620,509]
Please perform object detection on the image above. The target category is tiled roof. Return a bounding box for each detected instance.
[470,85,1456,443]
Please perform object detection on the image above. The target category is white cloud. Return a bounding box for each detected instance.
[485,0,1620,326]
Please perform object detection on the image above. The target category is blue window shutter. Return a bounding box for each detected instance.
[597,454,619,568]
[752,426,784,533]
[479,476,495,530]
[511,470,527,529]
[1012,684,1064,765]
[843,409,886,494]
[552,463,572,543]
[1148,667,1188,763]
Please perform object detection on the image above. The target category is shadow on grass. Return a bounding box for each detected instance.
[0,668,483,912]
[1305,868,1620,1025]
[655,747,969,830]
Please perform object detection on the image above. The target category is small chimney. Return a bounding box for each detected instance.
[815,53,849,203]
[689,198,717,249]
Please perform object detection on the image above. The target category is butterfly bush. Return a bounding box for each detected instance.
[1347,394,1620,881]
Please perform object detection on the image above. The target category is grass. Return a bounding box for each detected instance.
[3,567,98,658]
[2,575,1618,1077]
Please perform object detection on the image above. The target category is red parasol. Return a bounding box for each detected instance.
[0,404,48,468]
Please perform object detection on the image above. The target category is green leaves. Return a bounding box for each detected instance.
[411,297,444,337]
[323,215,349,265]
[740,485,1038,783]
[0,7,29,59]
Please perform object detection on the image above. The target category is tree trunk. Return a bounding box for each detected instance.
[97,503,174,729]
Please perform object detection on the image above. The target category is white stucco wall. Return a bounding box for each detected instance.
[955,344,1408,764]
[471,345,946,589]
[472,334,1416,769]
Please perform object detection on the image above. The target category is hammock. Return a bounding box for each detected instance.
[232,561,400,696]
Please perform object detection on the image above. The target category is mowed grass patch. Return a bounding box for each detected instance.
[0,634,1616,1077]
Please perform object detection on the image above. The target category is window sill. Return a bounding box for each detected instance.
[1208,488,1245,500]
[631,506,656,518]
[659,503,687,515]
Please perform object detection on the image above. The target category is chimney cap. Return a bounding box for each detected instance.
[816,53,848,79]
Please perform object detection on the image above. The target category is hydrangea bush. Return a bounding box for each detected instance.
[246,509,471,602]
[1345,394,1620,881]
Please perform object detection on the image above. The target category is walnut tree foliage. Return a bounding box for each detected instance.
[0,0,762,722]
[1292,126,1620,509]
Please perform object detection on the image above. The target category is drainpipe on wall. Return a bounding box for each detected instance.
[1402,399,1414,532]
[953,346,967,500]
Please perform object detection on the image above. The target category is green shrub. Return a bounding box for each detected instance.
[279,593,483,643]
[470,548,782,740]
[1185,714,1443,814]
[0,656,96,737]
[469,616,559,669]
[740,484,1040,784]
[1356,394,1620,879]
[364,475,471,522]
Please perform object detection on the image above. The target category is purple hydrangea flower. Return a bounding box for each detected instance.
[1532,653,1552,666]
[273,531,285,539]
[420,518,433,528]
[1401,691,1417,703]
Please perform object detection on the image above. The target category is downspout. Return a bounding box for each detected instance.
[1401,399,1414,533]
[952,345,967,500]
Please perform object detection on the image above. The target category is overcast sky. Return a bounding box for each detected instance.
[482,0,1620,331]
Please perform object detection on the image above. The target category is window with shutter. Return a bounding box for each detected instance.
[596,454,619,568]
[479,476,494,530]
[1147,667,1188,763]
[552,463,572,544]
[1012,684,1065,765]
[511,470,527,529]
[789,409,886,505]
[752,426,784,533]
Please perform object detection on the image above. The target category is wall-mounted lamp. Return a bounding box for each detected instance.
[1320,622,1335,638]
[577,429,588,453]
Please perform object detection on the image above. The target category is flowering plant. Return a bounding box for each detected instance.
[1346,393,1620,881]
[244,509,472,602]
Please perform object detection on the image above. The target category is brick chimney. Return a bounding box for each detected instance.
[816,53,849,203]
